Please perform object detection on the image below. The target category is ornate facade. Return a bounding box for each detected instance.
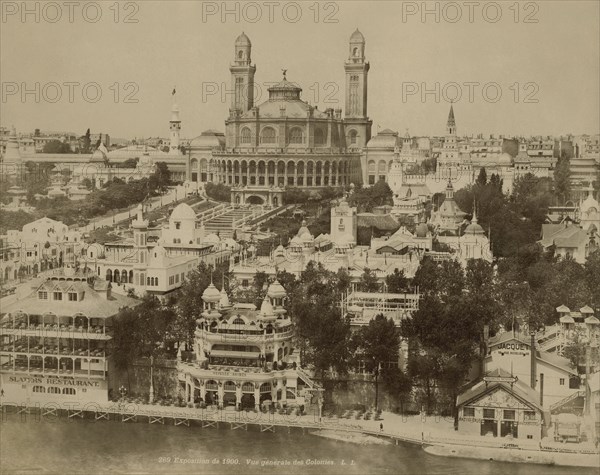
[187,31,372,204]
[178,280,317,410]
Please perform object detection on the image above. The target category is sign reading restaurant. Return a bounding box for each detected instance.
[7,375,101,387]
[488,339,531,356]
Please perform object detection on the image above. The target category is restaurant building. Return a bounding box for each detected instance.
[0,271,138,403]
[457,368,544,441]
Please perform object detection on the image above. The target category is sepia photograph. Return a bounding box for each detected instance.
[0,1,599,474]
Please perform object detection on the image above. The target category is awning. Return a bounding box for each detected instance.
[210,350,260,359]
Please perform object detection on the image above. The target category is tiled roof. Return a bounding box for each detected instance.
[540,223,588,248]
[357,214,400,231]
[457,368,542,411]
[1,279,139,318]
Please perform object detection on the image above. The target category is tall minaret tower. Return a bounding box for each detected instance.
[169,88,181,156]
[344,29,369,119]
[440,104,459,172]
[131,204,149,286]
[343,29,372,149]
[229,32,256,115]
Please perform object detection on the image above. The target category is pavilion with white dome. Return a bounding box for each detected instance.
[178,279,319,411]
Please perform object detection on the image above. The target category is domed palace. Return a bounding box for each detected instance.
[178,280,318,411]
[187,30,372,206]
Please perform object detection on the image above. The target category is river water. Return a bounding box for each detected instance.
[0,416,597,475]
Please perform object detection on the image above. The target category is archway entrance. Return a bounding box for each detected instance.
[241,394,255,409]
[247,195,265,205]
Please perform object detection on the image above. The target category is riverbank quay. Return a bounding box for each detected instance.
[423,444,599,467]
[1,401,598,468]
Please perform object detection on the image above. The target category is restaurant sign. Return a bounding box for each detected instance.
[6,375,101,387]
[490,341,530,356]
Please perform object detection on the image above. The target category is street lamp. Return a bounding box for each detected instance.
[149,355,154,404]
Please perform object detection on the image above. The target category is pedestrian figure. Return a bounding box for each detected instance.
[380,422,383,432]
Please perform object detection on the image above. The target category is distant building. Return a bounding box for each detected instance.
[90,203,239,297]
[539,185,599,263]
[1,217,83,282]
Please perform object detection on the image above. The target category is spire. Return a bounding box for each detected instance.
[445,179,454,200]
[447,103,456,135]
[472,201,478,224]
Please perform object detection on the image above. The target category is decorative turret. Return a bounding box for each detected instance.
[464,203,485,235]
[258,294,276,321]
[169,88,181,156]
[201,282,222,319]
[202,282,221,304]
[219,287,231,310]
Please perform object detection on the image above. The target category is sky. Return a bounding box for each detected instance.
[1,0,599,140]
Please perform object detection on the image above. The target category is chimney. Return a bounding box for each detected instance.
[530,331,537,389]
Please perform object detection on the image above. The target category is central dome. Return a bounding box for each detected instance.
[268,78,302,101]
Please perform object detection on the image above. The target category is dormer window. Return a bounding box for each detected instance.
[53,292,63,301]
[68,292,78,301]
[38,291,48,300]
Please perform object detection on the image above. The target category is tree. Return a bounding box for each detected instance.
[150,162,171,192]
[476,167,487,187]
[286,262,352,377]
[252,271,269,306]
[407,352,438,413]
[81,128,91,154]
[562,327,587,372]
[584,250,600,309]
[204,183,231,202]
[386,268,408,293]
[359,268,379,292]
[354,314,399,409]
[42,140,72,154]
[381,366,413,413]
[554,151,571,203]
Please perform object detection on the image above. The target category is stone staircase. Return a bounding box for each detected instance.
[203,206,258,239]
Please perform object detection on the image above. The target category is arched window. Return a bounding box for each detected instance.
[349,130,358,145]
[240,128,252,144]
[289,128,303,144]
[260,127,276,144]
